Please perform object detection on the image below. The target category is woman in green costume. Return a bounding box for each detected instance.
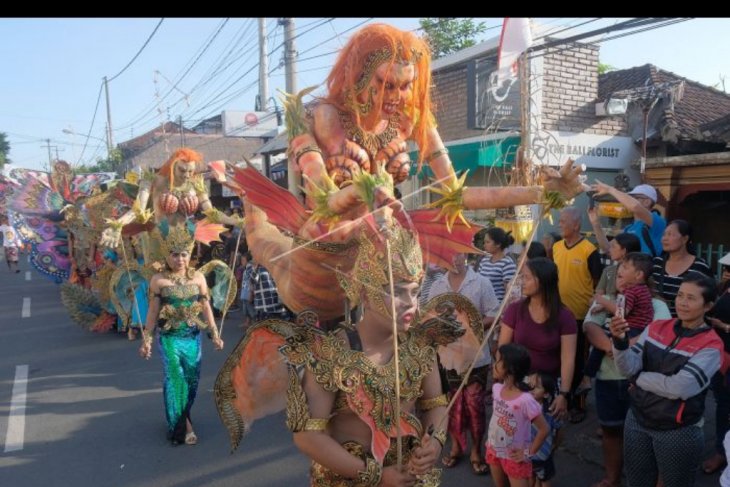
[139,220,225,445]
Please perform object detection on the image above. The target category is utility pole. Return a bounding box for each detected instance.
[41,139,53,171]
[258,18,269,112]
[104,76,114,157]
[179,115,185,147]
[280,17,300,199]
[281,18,297,95]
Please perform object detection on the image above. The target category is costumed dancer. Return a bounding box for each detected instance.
[138,220,231,446]
[8,160,115,283]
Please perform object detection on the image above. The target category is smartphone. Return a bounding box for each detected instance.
[588,192,596,210]
[615,294,626,339]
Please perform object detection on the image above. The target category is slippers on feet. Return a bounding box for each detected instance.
[185,431,198,445]
[470,460,489,475]
[591,479,620,487]
[569,408,587,424]
[441,453,461,468]
[702,453,727,474]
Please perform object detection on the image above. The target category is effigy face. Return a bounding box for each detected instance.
[357,61,415,121]
[173,161,196,186]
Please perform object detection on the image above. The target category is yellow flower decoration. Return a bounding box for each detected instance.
[352,166,393,212]
[104,218,124,231]
[202,207,224,224]
[539,189,569,225]
[426,170,470,232]
[302,173,340,226]
[132,199,153,224]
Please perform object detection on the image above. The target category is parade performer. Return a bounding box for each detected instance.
[138,220,232,445]
[8,160,115,283]
[212,22,588,485]
[216,200,475,484]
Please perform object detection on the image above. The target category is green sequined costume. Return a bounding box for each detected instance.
[156,283,207,444]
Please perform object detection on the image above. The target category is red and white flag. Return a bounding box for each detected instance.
[496,18,533,85]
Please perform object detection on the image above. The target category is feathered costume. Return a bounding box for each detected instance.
[214,164,488,485]
[8,161,114,283]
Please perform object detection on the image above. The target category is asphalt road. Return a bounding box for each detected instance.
[0,252,724,486]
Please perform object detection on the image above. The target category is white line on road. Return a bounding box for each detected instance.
[4,365,29,452]
[21,297,30,318]
[25,271,30,281]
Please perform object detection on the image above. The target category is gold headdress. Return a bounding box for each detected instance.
[337,221,424,315]
[152,220,196,256]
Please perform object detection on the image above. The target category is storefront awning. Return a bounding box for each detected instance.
[410,134,520,178]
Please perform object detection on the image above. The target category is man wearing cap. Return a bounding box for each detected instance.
[591,181,666,257]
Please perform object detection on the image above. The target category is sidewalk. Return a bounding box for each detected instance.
[555,391,724,486]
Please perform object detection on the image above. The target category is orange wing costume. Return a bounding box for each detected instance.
[227,164,481,321]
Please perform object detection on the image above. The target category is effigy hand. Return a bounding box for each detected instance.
[540,158,589,201]
[100,221,123,249]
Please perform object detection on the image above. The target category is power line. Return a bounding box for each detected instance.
[297,18,372,57]
[77,81,105,165]
[531,18,678,53]
[529,18,692,60]
[108,18,164,82]
[115,19,230,132]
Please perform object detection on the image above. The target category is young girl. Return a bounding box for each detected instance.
[487,343,550,487]
[528,373,561,487]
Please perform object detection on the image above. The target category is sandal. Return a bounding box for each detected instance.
[702,453,727,474]
[441,453,461,468]
[569,408,587,424]
[185,431,198,445]
[591,479,619,487]
[470,460,489,475]
[575,382,593,396]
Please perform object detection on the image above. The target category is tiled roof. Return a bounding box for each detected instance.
[698,113,730,144]
[599,64,730,142]
[125,134,263,171]
[118,122,196,154]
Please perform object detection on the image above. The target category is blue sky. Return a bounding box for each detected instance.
[1,17,728,171]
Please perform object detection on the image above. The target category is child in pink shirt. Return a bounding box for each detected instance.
[487,343,550,486]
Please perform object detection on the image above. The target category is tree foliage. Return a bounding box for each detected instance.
[597,62,616,75]
[75,148,122,174]
[419,18,487,59]
[0,132,11,170]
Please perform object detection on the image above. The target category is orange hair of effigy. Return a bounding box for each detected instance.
[158,148,203,189]
[324,23,435,168]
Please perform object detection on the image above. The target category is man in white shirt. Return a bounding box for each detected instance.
[0,215,21,273]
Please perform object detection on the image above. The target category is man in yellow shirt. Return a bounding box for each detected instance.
[552,207,603,423]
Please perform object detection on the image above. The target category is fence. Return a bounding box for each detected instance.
[696,242,728,281]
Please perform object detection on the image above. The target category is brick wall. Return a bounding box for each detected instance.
[541,43,626,136]
[432,65,484,141]
[430,42,628,142]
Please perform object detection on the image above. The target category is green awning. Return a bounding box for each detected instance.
[410,135,520,178]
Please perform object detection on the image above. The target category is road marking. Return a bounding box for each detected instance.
[4,365,29,452]
[25,271,30,281]
[21,298,30,318]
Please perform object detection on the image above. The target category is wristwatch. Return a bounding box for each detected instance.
[559,390,571,399]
